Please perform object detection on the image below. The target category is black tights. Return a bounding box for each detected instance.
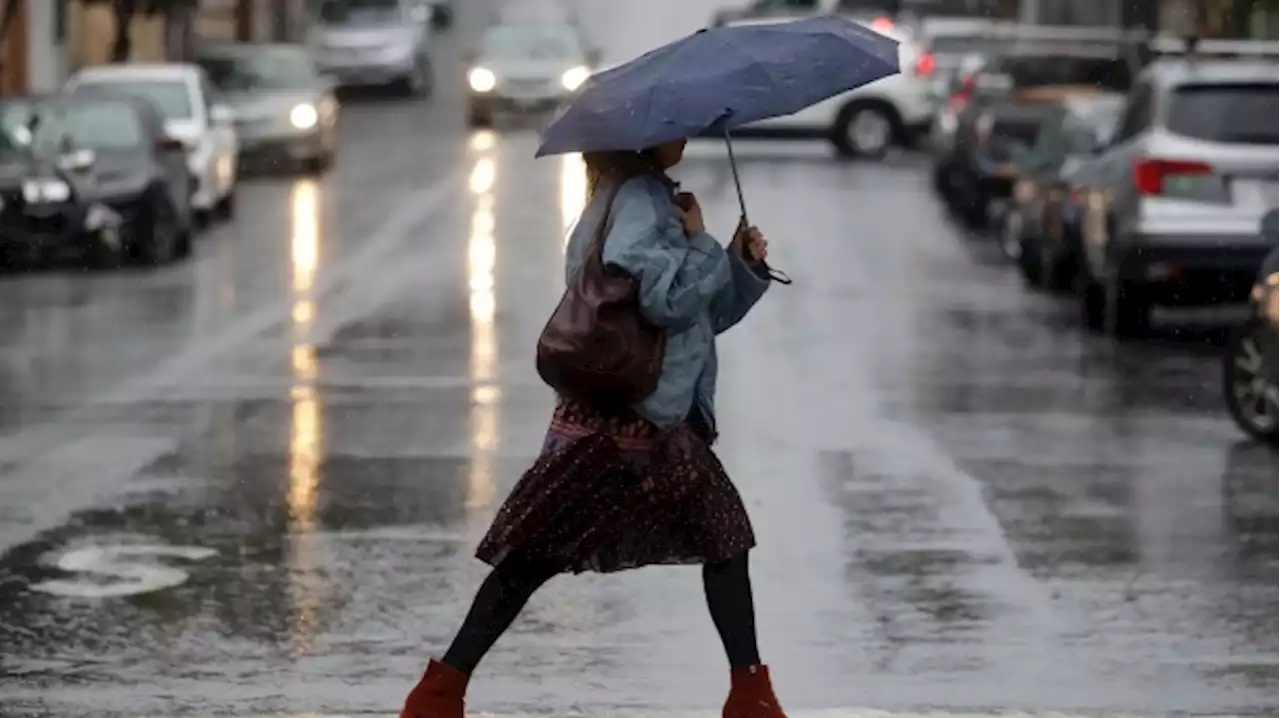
[440,551,761,674]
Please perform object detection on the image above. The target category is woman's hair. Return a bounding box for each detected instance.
[583,148,673,199]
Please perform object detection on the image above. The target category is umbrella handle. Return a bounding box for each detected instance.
[723,127,792,285]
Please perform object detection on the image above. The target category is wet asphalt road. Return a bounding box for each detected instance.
[0,3,1276,717]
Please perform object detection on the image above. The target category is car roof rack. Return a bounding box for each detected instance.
[1145,34,1279,61]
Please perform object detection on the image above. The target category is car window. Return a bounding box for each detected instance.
[1027,110,1067,165]
[33,102,146,153]
[997,54,1132,92]
[1166,82,1278,145]
[317,0,402,24]
[480,24,583,62]
[199,50,316,91]
[74,78,193,121]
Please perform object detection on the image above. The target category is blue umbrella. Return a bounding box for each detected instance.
[536,16,900,282]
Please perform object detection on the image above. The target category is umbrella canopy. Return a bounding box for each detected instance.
[536,16,900,157]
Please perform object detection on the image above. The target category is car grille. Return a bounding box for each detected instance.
[0,190,75,237]
[504,77,554,95]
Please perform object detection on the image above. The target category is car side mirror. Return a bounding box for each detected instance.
[155,135,188,154]
[57,148,96,172]
[1262,209,1279,241]
[210,103,235,125]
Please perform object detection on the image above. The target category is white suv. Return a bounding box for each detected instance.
[717,14,934,159]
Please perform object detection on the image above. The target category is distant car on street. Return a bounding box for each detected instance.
[65,63,240,223]
[307,0,435,97]
[1075,58,1279,337]
[195,42,341,174]
[1000,92,1126,291]
[707,13,934,159]
[1223,220,1277,444]
[464,19,599,128]
[0,94,194,267]
[936,40,1136,227]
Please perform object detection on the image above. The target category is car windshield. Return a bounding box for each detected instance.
[75,78,193,120]
[999,54,1132,92]
[480,24,583,62]
[1167,82,1279,145]
[33,102,146,154]
[199,50,316,91]
[317,0,402,24]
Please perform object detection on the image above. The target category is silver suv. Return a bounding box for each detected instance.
[308,0,434,97]
[1076,57,1278,337]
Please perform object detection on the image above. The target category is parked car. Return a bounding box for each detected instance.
[1001,93,1126,290]
[308,0,434,97]
[706,13,933,159]
[936,41,1136,227]
[65,63,239,222]
[1076,58,1279,337]
[0,94,194,267]
[1223,214,1277,444]
[465,19,599,128]
[196,42,340,174]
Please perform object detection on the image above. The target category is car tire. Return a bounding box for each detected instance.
[467,104,494,128]
[431,5,453,29]
[131,194,180,266]
[213,186,236,222]
[1106,278,1151,339]
[832,101,897,160]
[1223,318,1280,443]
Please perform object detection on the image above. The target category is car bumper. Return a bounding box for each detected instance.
[469,92,567,113]
[239,130,326,164]
[0,204,121,261]
[1119,233,1274,305]
[318,59,415,86]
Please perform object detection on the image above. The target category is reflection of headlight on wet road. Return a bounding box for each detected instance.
[561,66,589,90]
[290,103,319,130]
[468,67,496,92]
[22,178,70,203]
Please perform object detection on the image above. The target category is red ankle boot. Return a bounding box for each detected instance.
[400,659,469,718]
[723,665,788,718]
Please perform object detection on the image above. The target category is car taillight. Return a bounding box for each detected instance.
[914,52,935,76]
[1132,158,1214,196]
[871,16,893,32]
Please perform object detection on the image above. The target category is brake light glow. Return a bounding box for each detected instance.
[914,51,935,76]
[1132,158,1213,195]
[870,16,893,32]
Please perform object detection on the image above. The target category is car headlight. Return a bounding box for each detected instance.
[468,67,496,93]
[290,103,319,130]
[561,65,590,91]
[22,178,71,203]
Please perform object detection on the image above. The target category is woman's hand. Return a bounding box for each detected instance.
[674,192,706,235]
[730,218,768,264]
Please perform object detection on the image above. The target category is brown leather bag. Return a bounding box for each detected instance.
[535,178,667,409]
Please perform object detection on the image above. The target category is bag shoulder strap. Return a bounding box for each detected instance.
[585,175,633,264]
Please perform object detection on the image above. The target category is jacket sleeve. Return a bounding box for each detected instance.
[709,249,771,335]
[602,188,732,331]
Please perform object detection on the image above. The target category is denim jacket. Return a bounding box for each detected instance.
[563,173,770,433]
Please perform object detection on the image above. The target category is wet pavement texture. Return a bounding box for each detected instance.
[0,2,1276,717]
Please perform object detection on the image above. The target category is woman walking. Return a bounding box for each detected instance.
[399,137,785,718]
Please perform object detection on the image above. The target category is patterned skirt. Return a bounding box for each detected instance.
[475,398,756,574]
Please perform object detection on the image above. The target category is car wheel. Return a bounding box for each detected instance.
[213,185,236,221]
[132,195,179,266]
[431,5,453,29]
[1224,318,1279,443]
[467,104,494,128]
[1106,278,1151,339]
[832,102,896,160]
